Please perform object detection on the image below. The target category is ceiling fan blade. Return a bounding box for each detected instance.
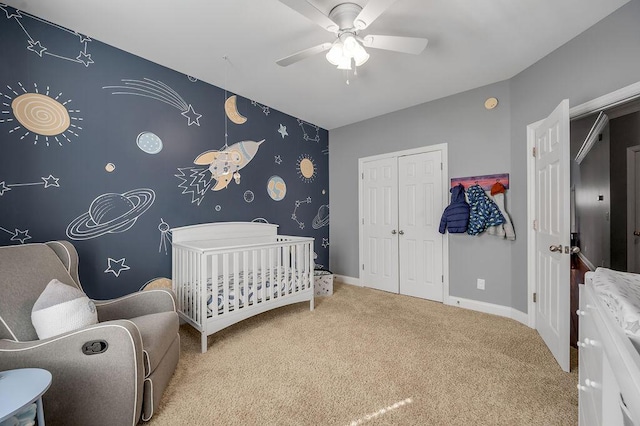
[278,0,339,32]
[276,42,333,67]
[353,0,399,30]
[362,35,428,55]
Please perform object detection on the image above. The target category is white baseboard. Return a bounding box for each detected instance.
[577,252,596,271]
[446,296,531,328]
[334,274,361,286]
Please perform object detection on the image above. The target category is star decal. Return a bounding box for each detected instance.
[274,155,282,165]
[0,182,11,196]
[306,197,312,203]
[0,5,22,19]
[74,32,92,43]
[322,238,329,248]
[27,40,47,57]
[10,229,31,244]
[278,124,288,139]
[41,175,60,188]
[181,104,202,126]
[104,258,130,277]
[76,51,94,67]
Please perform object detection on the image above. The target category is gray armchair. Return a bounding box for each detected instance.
[0,241,180,425]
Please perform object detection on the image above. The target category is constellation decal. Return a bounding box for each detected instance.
[322,238,329,248]
[0,225,31,244]
[66,188,155,240]
[277,124,288,138]
[158,218,172,255]
[0,4,95,67]
[0,174,60,196]
[103,78,202,126]
[296,154,317,183]
[192,140,264,191]
[243,190,254,203]
[104,257,130,277]
[175,166,212,206]
[312,204,330,229]
[251,100,270,116]
[322,147,329,155]
[298,119,320,142]
[274,155,282,165]
[1,82,83,146]
[291,197,312,229]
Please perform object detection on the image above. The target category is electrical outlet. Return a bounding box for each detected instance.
[477,278,485,290]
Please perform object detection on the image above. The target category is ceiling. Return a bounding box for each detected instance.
[2,0,630,129]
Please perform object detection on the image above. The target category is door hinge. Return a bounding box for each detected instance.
[532,146,537,157]
[362,218,364,225]
[533,219,537,231]
[361,172,364,179]
[440,162,443,170]
[533,292,537,303]
[441,275,444,283]
[362,264,364,270]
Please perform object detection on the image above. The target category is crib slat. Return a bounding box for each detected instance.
[242,250,249,308]
[211,254,218,317]
[283,245,289,296]
[223,253,229,315]
[233,251,240,311]
[252,250,258,305]
[260,248,267,302]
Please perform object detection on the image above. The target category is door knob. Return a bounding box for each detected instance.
[549,244,562,252]
[634,231,640,236]
[391,230,397,235]
[570,246,580,254]
[399,230,404,235]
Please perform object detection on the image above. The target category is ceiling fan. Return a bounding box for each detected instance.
[276,0,428,70]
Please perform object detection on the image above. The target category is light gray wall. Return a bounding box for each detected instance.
[509,0,640,312]
[330,80,514,306]
[330,0,640,312]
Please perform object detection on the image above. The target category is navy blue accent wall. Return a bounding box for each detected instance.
[0,4,329,299]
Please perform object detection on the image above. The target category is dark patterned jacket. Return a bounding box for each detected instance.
[466,184,505,235]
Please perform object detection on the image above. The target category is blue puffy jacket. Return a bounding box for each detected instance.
[439,184,470,234]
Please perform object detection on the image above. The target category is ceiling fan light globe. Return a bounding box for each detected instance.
[354,50,370,66]
[326,43,344,66]
[342,35,359,55]
[337,57,352,70]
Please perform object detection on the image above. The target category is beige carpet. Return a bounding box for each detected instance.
[149,282,578,425]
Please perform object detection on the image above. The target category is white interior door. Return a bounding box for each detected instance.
[535,99,570,372]
[398,151,444,301]
[361,157,399,293]
[628,146,640,273]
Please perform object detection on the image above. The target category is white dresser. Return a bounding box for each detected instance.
[578,275,640,425]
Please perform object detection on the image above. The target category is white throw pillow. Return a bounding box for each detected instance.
[31,279,98,339]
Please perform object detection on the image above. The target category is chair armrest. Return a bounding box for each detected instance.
[94,289,177,322]
[0,320,144,426]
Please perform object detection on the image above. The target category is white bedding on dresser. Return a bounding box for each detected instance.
[591,267,640,337]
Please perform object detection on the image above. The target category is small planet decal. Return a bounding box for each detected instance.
[244,190,255,203]
[312,204,330,229]
[136,131,163,154]
[66,188,155,240]
[105,163,115,172]
[267,176,287,201]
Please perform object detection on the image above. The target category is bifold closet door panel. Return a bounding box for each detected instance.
[361,157,399,293]
[398,151,444,302]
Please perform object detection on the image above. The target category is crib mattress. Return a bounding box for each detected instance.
[184,270,301,317]
[591,267,640,339]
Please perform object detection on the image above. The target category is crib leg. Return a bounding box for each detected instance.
[310,296,315,311]
[201,332,208,353]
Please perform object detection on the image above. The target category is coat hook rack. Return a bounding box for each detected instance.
[451,173,510,191]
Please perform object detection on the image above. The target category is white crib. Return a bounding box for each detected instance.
[171,222,315,353]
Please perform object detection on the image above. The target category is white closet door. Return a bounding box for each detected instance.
[398,151,444,301]
[362,157,399,293]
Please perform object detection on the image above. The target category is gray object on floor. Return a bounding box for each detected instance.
[0,241,180,425]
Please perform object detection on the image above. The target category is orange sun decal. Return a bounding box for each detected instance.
[0,82,82,146]
[296,154,317,183]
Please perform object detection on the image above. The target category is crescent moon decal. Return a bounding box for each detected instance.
[224,95,248,125]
